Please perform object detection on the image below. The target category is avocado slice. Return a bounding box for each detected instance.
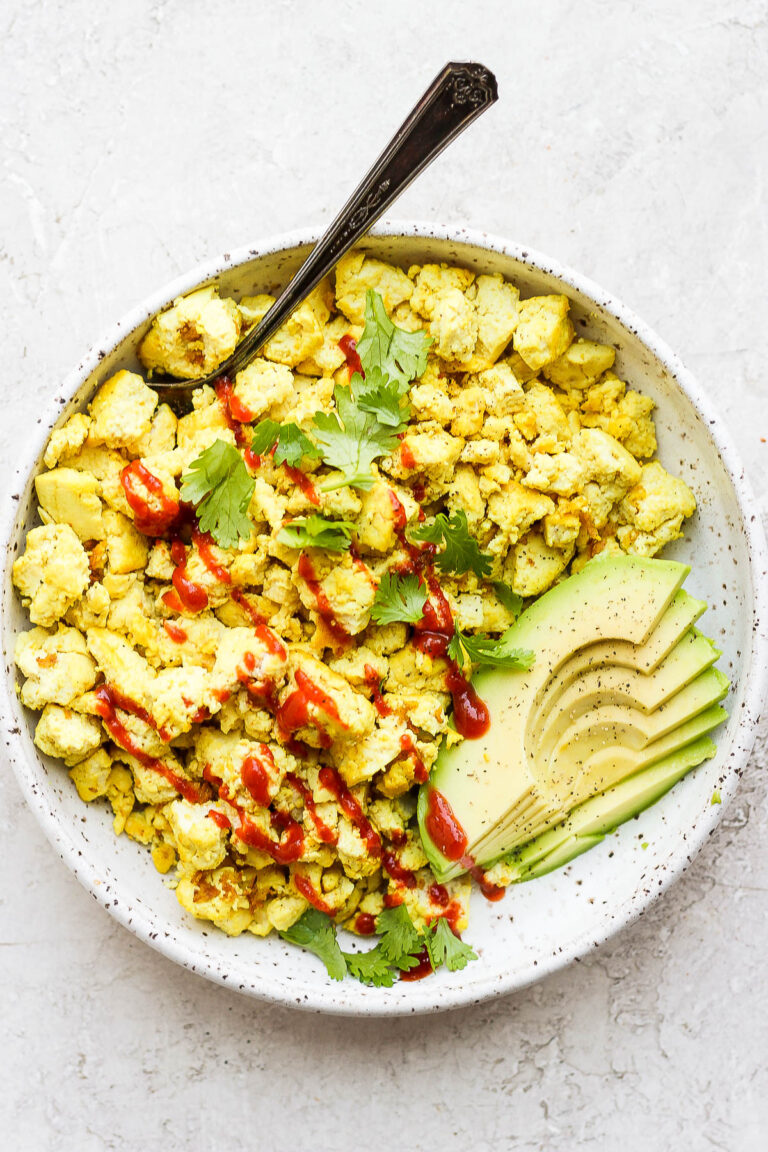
[466,702,728,870]
[418,556,728,884]
[500,736,717,882]
[537,662,728,771]
[419,556,690,879]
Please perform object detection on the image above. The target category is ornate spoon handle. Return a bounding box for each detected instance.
[158,62,497,389]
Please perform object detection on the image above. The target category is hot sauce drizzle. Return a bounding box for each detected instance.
[354,912,376,935]
[338,333,363,378]
[284,464,320,506]
[382,849,417,888]
[94,684,207,805]
[276,668,346,749]
[193,529,231,584]
[293,873,335,916]
[120,461,180,536]
[296,553,350,646]
[424,788,468,861]
[231,588,266,627]
[202,766,304,865]
[240,746,275,807]
[398,731,428,783]
[286,771,337,844]
[207,809,231,830]
[163,620,188,644]
[216,376,253,442]
[363,664,392,717]
[318,766,381,857]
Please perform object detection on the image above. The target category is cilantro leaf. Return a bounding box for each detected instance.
[351,367,411,430]
[312,385,400,491]
[410,510,492,579]
[448,626,535,671]
[250,418,281,456]
[371,571,426,626]
[278,908,347,982]
[341,945,397,987]
[492,581,524,618]
[424,917,478,972]
[251,419,320,469]
[356,289,432,389]
[277,515,355,552]
[375,904,423,968]
[180,439,255,548]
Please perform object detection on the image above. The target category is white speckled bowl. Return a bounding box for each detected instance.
[2,223,767,1016]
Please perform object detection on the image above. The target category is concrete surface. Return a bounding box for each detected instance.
[1,1,766,1148]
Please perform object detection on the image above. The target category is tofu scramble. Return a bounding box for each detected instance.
[12,250,697,979]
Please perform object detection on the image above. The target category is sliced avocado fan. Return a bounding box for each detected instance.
[417,555,729,884]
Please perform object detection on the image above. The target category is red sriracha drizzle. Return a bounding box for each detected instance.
[318,766,381,857]
[424,788,468,861]
[276,668,348,749]
[284,464,320,506]
[93,685,207,805]
[382,849,416,888]
[240,746,275,807]
[296,553,350,646]
[363,664,391,717]
[293,873,335,916]
[216,376,253,443]
[120,460,180,536]
[286,771,337,844]
[202,766,304,865]
[338,333,363,377]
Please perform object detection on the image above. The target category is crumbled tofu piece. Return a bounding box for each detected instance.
[429,287,479,361]
[176,867,254,936]
[34,704,104,766]
[410,379,454,425]
[15,625,97,709]
[464,274,520,368]
[297,315,362,377]
[277,649,375,748]
[43,413,92,469]
[233,358,295,420]
[447,465,485,530]
[35,468,104,541]
[89,370,158,450]
[543,508,582,550]
[333,714,408,786]
[474,362,525,415]
[335,252,413,323]
[13,524,90,627]
[69,748,113,802]
[208,626,288,705]
[450,385,486,437]
[262,281,331,367]
[409,264,475,317]
[165,798,228,870]
[513,294,574,371]
[486,480,555,545]
[103,509,149,574]
[133,403,177,457]
[509,531,574,597]
[523,451,586,497]
[617,461,696,557]
[543,338,616,390]
[138,286,242,379]
[237,294,275,329]
[385,429,463,489]
[354,481,418,554]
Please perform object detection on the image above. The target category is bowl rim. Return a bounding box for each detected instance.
[2,219,767,1017]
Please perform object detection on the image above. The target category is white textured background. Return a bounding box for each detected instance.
[2,1,767,1149]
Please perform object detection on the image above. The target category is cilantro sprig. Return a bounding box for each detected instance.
[180,439,255,548]
[410,510,493,579]
[448,626,535,672]
[351,366,410,431]
[371,571,427,626]
[278,902,476,986]
[277,515,355,553]
[251,418,321,469]
[423,917,478,972]
[278,907,346,981]
[356,289,432,389]
[311,385,400,491]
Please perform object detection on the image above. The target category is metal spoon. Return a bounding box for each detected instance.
[152,61,497,397]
